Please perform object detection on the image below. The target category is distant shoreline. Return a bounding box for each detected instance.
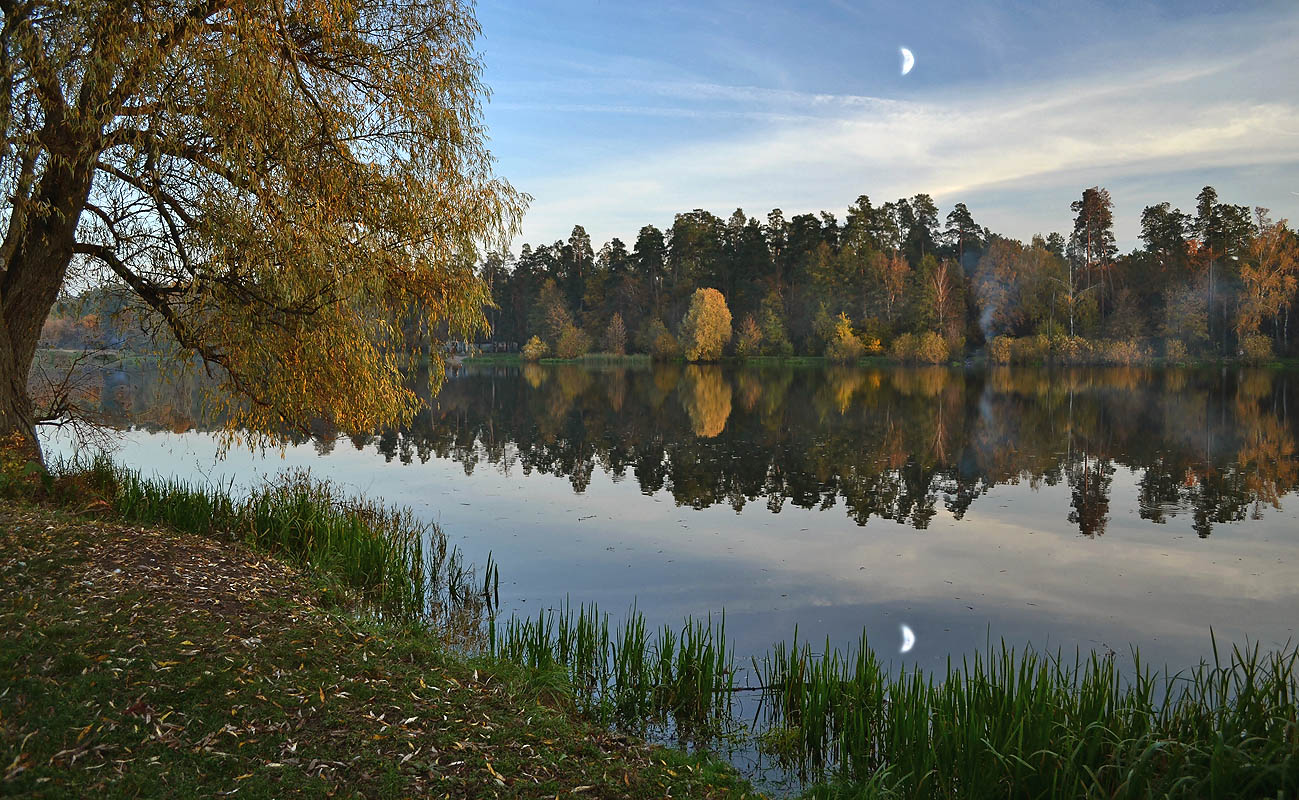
[461,350,1299,370]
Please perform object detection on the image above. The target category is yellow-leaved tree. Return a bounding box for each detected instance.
[1236,211,1298,344]
[0,0,525,459]
[679,288,732,362]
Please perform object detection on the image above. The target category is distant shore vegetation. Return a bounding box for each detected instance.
[471,185,1298,365]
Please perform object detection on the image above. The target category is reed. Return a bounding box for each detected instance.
[489,601,734,733]
[754,631,1299,797]
[487,598,1298,795]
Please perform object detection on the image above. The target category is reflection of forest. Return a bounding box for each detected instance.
[86,362,1299,538]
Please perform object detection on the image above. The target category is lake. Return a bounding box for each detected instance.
[41,361,1299,679]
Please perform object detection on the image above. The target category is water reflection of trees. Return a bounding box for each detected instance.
[88,362,1299,538]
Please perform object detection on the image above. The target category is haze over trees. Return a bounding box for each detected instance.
[2,0,523,459]
[480,188,1298,362]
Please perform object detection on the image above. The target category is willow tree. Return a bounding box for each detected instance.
[0,0,524,458]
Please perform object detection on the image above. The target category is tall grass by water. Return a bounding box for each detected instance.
[755,630,1299,797]
[487,602,1298,796]
[48,456,495,626]
[489,602,735,733]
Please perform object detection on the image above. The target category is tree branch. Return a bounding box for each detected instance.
[0,0,67,119]
[73,240,269,407]
[102,0,235,117]
[102,126,256,194]
[95,159,200,229]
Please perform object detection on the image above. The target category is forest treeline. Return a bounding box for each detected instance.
[482,186,1299,363]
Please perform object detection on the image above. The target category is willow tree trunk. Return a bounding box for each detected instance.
[0,156,95,462]
[0,324,39,459]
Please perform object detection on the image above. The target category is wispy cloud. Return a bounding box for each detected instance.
[514,66,1295,246]
[493,101,816,124]
[490,6,1299,248]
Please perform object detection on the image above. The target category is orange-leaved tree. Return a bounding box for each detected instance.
[1236,210,1298,341]
[0,0,525,459]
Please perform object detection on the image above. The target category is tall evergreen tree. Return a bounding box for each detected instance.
[1070,187,1117,318]
[944,203,982,273]
[633,225,668,314]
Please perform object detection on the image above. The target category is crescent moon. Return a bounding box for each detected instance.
[900,47,915,76]
[900,624,916,653]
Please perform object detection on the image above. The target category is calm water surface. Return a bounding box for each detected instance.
[43,363,1299,677]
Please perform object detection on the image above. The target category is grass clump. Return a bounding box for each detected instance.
[489,602,735,736]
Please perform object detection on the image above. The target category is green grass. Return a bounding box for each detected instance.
[44,456,490,627]
[487,600,1299,797]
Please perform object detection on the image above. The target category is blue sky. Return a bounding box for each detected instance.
[475,0,1299,251]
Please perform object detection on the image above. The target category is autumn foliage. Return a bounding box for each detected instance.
[1,0,524,454]
[825,314,865,363]
[679,289,733,362]
[522,336,548,361]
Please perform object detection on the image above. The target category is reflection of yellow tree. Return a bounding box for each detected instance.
[1101,367,1146,394]
[758,369,794,432]
[987,366,1017,396]
[680,365,732,438]
[824,368,867,415]
[913,366,950,398]
[652,363,682,395]
[546,366,592,419]
[521,364,547,389]
[531,366,593,442]
[1234,370,1294,511]
[881,423,907,470]
[554,366,592,402]
[1239,421,1294,511]
[1237,369,1274,405]
[1164,369,1188,395]
[927,373,966,464]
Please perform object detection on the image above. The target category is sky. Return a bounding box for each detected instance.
[475,0,1299,252]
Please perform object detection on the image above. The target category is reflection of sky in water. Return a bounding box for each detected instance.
[42,426,1297,676]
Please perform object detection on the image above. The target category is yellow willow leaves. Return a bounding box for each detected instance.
[28,0,528,445]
